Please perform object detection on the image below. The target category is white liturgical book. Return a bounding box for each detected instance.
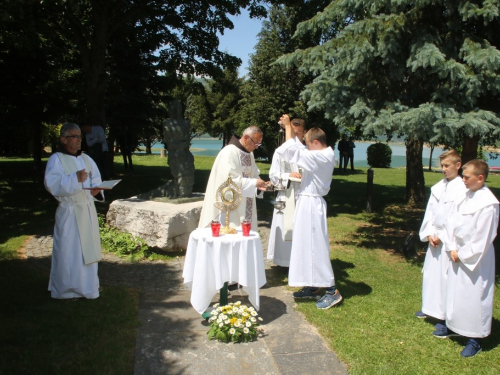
[83,179,122,190]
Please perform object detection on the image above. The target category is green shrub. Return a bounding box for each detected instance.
[98,214,148,261]
[367,143,392,168]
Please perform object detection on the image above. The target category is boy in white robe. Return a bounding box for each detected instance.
[44,123,103,300]
[267,119,306,267]
[277,115,342,309]
[434,159,499,358]
[417,150,466,323]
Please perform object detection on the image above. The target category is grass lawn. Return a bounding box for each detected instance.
[1,153,500,374]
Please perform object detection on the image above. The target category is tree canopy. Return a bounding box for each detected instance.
[278,0,500,203]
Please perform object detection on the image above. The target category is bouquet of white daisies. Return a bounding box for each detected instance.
[207,301,263,343]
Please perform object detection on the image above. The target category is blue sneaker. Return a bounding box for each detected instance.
[434,321,446,330]
[316,290,343,309]
[461,338,482,358]
[414,311,428,319]
[293,287,321,299]
[433,326,459,339]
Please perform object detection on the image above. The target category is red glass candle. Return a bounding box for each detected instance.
[211,220,221,237]
[241,220,251,236]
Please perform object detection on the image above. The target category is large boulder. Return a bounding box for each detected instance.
[106,197,204,250]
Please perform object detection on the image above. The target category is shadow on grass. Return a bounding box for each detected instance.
[1,243,202,374]
[333,259,373,300]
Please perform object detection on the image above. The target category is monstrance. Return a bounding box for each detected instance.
[214,176,242,234]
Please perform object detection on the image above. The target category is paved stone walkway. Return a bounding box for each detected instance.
[24,218,348,375]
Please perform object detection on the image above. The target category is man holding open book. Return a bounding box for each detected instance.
[44,123,104,300]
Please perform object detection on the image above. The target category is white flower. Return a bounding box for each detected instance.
[232,307,238,313]
[213,303,219,308]
[243,328,249,334]
[251,311,258,316]
[219,323,223,328]
[234,322,240,328]
[250,317,256,323]
[217,318,222,323]
[258,317,263,321]
[246,322,252,327]
[224,319,230,325]
[235,301,241,306]
[229,328,236,335]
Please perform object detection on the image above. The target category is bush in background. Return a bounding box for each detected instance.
[367,143,392,168]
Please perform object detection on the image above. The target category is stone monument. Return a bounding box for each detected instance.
[163,100,195,197]
[106,100,203,251]
[136,100,195,199]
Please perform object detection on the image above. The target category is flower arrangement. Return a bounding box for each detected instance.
[207,301,263,343]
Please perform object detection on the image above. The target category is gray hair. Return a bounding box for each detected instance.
[242,126,263,137]
[60,123,80,137]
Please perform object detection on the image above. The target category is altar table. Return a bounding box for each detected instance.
[182,228,267,314]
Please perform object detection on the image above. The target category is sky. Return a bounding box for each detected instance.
[217,9,265,77]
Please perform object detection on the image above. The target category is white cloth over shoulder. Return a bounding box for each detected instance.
[44,152,102,299]
[267,141,305,267]
[446,186,499,337]
[417,176,466,320]
[198,140,262,230]
[277,137,336,287]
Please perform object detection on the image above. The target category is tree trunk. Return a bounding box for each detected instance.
[428,145,434,171]
[461,135,479,165]
[405,137,426,205]
[32,121,43,177]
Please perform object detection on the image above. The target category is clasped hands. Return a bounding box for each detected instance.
[428,235,459,263]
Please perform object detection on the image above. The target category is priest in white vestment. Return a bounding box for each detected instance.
[198,126,268,230]
[441,160,499,358]
[417,150,466,322]
[267,119,306,267]
[44,123,103,300]
[276,116,342,310]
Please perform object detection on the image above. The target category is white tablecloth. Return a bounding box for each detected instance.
[182,228,267,314]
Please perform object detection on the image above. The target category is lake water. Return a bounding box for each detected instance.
[147,139,500,168]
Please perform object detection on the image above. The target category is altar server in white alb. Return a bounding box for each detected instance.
[44,123,103,300]
[416,150,466,323]
[435,159,499,358]
[267,118,306,267]
[277,115,342,309]
[198,126,268,230]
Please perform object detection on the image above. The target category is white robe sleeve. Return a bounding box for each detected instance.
[225,147,259,198]
[269,152,290,186]
[44,155,83,197]
[457,205,499,271]
[419,193,437,242]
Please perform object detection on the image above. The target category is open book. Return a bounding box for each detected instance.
[83,179,122,190]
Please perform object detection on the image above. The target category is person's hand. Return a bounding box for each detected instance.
[278,114,291,129]
[450,250,459,262]
[256,179,268,191]
[90,188,101,196]
[77,169,88,183]
[428,235,441,247]
[289,172,301,179]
